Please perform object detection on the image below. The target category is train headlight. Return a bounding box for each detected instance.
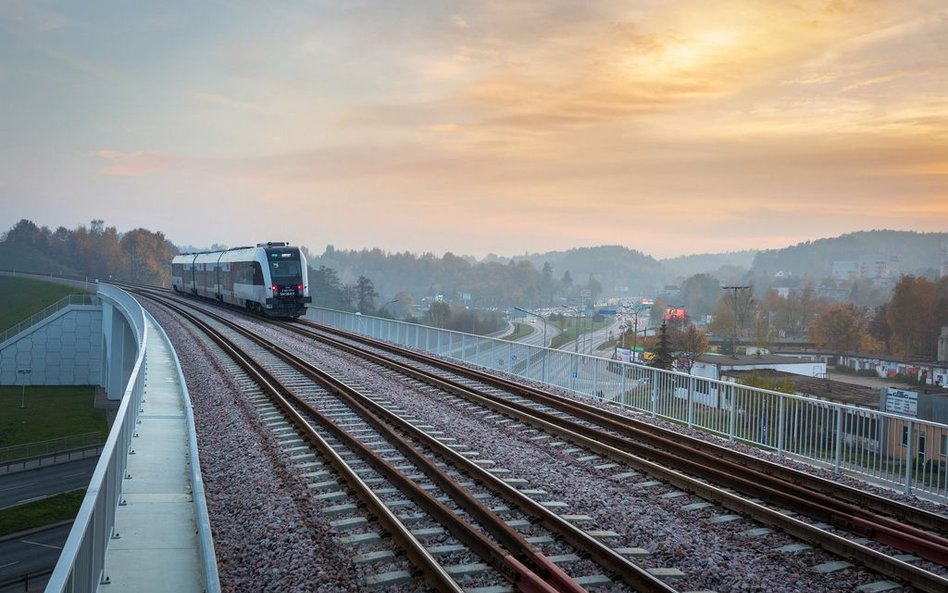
[271,285,279,294]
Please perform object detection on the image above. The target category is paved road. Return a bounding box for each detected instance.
[0,457,96,510]
[0,522,70,588]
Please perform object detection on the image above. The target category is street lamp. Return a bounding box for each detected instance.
[380,299,399,314]
[17,368,32,409]
[625,303,650,363]
[514,306,548,382]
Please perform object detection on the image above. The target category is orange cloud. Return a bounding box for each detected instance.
[96,151,178,176]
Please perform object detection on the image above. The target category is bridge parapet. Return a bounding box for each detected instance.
[46,284,218,593]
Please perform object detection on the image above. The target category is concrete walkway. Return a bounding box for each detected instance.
[97,315,204,593]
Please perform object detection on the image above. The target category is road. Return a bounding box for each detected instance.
[0,457,96,510]
[556,316,623,356]
[514,319,561,348]
[0,522,70,589]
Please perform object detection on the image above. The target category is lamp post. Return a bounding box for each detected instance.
[514,306,548,382]
[17,368,32,409]
[625,303,649,363]
[380,299,399,316]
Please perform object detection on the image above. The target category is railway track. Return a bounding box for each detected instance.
[278,315,948,593]
[128,285,948,592]
[138,290,679,593]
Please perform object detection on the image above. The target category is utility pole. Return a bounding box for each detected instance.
[721,285,750,359]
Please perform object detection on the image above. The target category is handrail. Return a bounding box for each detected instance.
[308,306,948,499]
[45,285,147,592]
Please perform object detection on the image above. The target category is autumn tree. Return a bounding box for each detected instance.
[809,305,867,359]
[887,275,939,359]
[428,301,451,328]
[868,304,892,354]
[712,285,755,354]
[120,228,175,285]
[674,325,708,374]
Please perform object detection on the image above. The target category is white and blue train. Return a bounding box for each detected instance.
[171,242,311,318]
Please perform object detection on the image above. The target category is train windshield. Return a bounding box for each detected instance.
[265,247,303,281]
[269,259,301,279]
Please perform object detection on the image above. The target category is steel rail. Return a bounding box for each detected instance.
[290,319,948,593]
[142,293,585,593]
[264,321,680,593]
[300,321,948,537]
[149,299,467,593]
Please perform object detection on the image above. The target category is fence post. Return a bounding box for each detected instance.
[905,422,914,495]
[593,360,599,400]
[834,407,843,478]
[687,375,695,429]
[620,367,627,408]
[777,395,786,457]
[650,379,658,418]
[728,384,736,442]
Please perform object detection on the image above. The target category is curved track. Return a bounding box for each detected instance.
[126,285,948,592]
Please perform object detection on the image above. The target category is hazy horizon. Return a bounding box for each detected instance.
[2,2,946,259]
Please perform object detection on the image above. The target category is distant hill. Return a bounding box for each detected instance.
[750,230,948,278]
[305,230,948,304]
[660,250,757,279]
[511,245,665,296]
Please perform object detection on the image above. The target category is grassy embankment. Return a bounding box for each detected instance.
[0,276,87,333]
[501,322,535,341]
[550,317,614,350]
[0,490,86,537]
[0,276,103,535]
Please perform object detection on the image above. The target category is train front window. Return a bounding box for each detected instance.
[269,259,301,279]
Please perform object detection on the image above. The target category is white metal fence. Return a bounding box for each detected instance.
[309,307,948,500]
[45,285,219,593]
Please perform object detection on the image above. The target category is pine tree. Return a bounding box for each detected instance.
[649,322,675,370]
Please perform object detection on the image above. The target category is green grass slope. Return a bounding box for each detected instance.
[0,276,89,333]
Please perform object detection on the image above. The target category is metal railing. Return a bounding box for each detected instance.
[0,294,98,345]
[45,285,145,592]
[309,307,948,499]
[0,432,103,464]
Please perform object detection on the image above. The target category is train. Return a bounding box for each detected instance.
[171,242,312,318]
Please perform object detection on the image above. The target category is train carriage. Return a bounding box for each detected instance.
[171,242,311,318]
[171,253,196,293]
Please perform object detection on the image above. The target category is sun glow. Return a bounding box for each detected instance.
[656,29,742,73]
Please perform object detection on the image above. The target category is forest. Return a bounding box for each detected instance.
[2,219,946,360]
[0,219,175,286]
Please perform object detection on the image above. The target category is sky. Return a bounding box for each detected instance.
[1,1,946,260]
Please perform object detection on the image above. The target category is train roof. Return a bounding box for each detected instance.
[175,242,293,256]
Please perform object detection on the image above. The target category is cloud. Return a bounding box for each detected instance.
[193,91,262,113]
[96,151,179,176]
[0,1,66,32]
